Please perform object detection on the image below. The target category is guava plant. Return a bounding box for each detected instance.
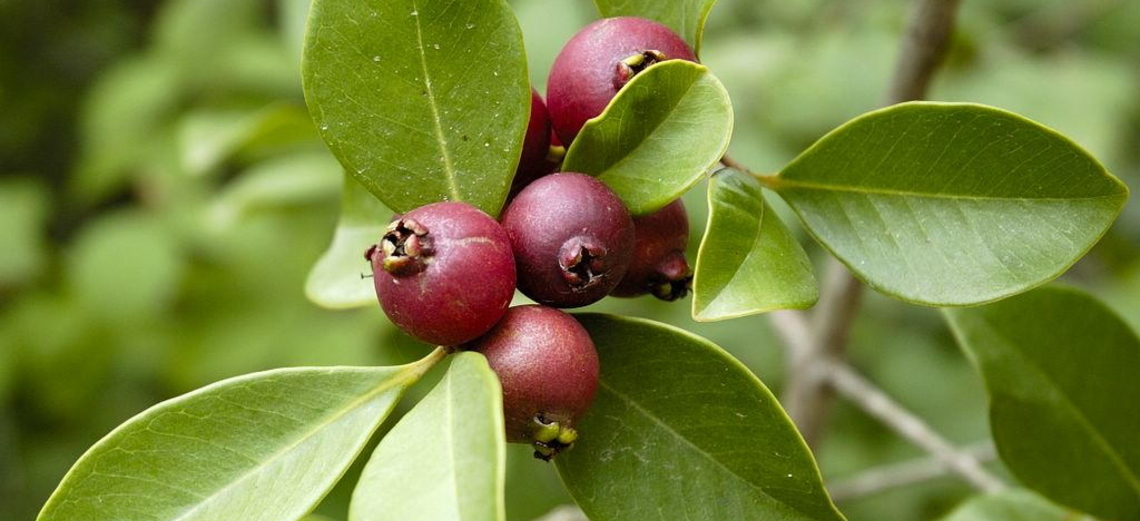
[34,0,1139,520]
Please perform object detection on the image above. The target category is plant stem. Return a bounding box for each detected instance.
[780,0,964,448]
[828,441,997,501]
[826,361,1006,493]
[719,153,751,173]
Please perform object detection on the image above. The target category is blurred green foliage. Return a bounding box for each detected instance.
[1,0,1137,520]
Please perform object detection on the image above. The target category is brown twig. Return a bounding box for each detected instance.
[828,441,998,501]
[781,0,964,449]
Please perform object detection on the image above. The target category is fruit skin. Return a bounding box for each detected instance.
[509,89,554,197]
[368,202,515,346]
[612,199,693,301]
[547,16,697,144]
[465,305,599,458]
[501,172,634,308]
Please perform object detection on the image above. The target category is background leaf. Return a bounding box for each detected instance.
[303,0,529,216]
[350,352,505,521]
[306,173,392,309]
[37,354,443,521]
[693,168,817,321]
[937,489,1092,521]
[770,102,1127,306]
[557,314,845,521]
[945,286,1140,521]
[562,60,733,216]
[592,0,719,56]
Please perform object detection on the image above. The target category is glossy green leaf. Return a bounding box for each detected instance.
[306,173,391,309]
[937,490,1093,521]
[770,102,1127,306]
[945,286,1140,521]
[562,60,733,216]
[592,0,719,55]
[37,351,445,521]
[303,0,529,216]
[350,352,505,521]
[693,169,817,321]
[557,314,845,521]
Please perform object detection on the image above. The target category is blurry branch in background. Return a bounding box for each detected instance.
[828,441,998,501]
[737,0,1008,499]
[826,362,1005,493]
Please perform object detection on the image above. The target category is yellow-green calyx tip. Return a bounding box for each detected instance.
[530,417,578,461]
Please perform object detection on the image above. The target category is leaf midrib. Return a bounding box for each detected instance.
[974,313,1140,498]
[410,0,461,201]
[595,67,707,178]
[167,369,413,521]
[698,187,767,315]
[771,176,1124,203]
[598,380,836,521]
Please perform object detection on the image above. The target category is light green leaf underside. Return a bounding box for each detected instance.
[306,173,391,309]
[557,314,845,521]
[772,102,1127,306]
[38,357,440,521]
[937,490,1093,521]
[350,353,505,521]
[945,286,1140,521]
[303,0,529,216]
[693,169,818,321]
[592,0,719,55]
[562,60,733,216]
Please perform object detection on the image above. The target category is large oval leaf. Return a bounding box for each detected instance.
[562,60,733,216]
[37,352,444,521]
[350,352,505,521]
[937,490,1092,521]
[945,286,1140,521]
[592,0,719,56]
[557,314,845,521]
[769,102,1127,306]
[303,0,529,216]
[306,173,391,309]
[693,169,817,321]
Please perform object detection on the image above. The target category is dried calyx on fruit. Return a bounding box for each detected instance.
[464,305,599,460]
[612,199,693,301]
[367,202,516,347]
[501,173,635,308]
[546,16,697,143]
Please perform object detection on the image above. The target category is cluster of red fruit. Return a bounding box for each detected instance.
[366,17,697,460]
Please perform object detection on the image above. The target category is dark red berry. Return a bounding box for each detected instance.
[546,17,697,144]
[501,173,634,308]
[612,199,693,301]
[465,305,599,460]
[368,202,515,346]
[509,89,553,197]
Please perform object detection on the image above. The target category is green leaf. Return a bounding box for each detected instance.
[945,286,1140,521]
[562,60,733,216]
[306,173,392,309]
[178,104,318,177]
[769,102,1127,306]
[592,0,719,55]
[937,490,1093,521]
[210,150,342,228]
[303,0,529,217]
[557,314,845,521]
[0,178,49,288]
[693,169,817,321]
[37,351,445,521]
[350,352,505,521]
